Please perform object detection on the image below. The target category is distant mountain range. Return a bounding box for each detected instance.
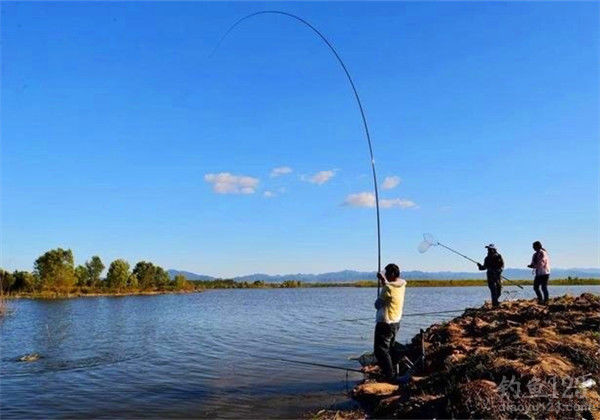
[168,268,600,282]
[167,270,215,281]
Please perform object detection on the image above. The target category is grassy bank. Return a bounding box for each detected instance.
[191,277,600,289]
[349,293,600,419]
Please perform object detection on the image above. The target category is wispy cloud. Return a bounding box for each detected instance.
[380,198,417,209]
[343,192,417,209]
[263,190,275,198]
[204,172,259,194]
[270,166,293,178]
[304,170,336,185]
[382,176,401,190]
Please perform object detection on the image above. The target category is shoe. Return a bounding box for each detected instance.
[396,374,411,385]
[381,374,411,385]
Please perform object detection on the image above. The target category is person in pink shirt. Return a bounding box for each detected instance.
[527,241,551,304]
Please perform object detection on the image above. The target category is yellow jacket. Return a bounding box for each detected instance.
[376,279,406,323]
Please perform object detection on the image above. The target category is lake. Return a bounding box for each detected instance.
[2,285,599,418]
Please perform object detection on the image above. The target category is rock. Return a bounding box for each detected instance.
[18,353,40,362]
[353,381,398,398]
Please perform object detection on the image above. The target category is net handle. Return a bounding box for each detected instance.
[421,233,525,290]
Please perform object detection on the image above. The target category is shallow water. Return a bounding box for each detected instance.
[1,285,598,418]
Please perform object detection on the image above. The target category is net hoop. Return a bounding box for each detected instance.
[418,233,438,253]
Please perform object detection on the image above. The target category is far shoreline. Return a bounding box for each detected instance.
[5,289,201,300]
[4,278,598,300]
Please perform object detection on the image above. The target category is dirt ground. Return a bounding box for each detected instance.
[351,293,600,419]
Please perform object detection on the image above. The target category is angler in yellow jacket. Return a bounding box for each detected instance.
[374,263,407,383]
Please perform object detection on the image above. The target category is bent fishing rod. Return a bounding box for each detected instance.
[212,11,383,296]
[419,233,524,290]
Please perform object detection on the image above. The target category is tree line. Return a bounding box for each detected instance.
[0,248,194,295]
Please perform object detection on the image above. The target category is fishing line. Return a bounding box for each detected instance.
[212,11,383,296]
[418,233,524,290]
[254,354,364,373]
[320,308,467,324]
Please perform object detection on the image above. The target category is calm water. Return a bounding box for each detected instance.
[2,285,598,418]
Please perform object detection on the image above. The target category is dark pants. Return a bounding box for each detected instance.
[534,274,549,303]
[487,272,502,307]
[374,321,399,381]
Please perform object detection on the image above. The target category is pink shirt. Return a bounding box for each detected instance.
[531,249,550,276]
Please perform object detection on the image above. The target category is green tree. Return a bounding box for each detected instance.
[106,259,130,291]
[127,273,139,289]
[13,271,37,292]
[0,269,15,293]
[34,248,76,291]
[153,266,169,289]
[132,261,170,289]
[173,273,187,289]
[132,261,155,289]
[75,265,89,287]
[85,256,105,287]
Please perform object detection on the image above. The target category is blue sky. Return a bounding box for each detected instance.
[1,1,598,277]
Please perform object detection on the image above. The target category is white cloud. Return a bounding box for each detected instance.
[343,192,376,207]
[263,190,275,198]
[382,176,401,190]
[204,172,259,195]
[306,170,335,185]
[380,198,417,209]
[270,166,293,177]
[343,192,417,209]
